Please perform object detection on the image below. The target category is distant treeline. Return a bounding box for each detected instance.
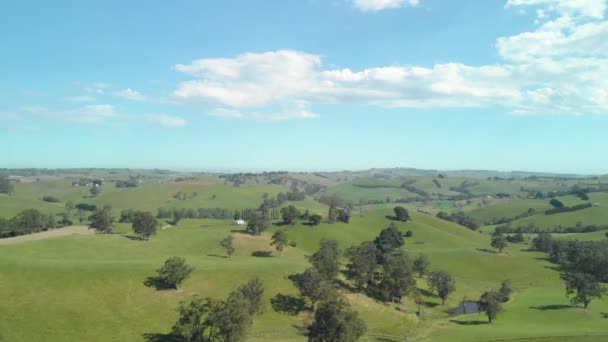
[545,203,593,215]
[154,207,282,221]
[495,223,608,234]
[436,211,479,230]
[115,179,138,188]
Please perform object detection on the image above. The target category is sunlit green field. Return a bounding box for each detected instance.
[1,207,607,341]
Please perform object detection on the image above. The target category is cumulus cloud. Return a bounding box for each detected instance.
[144,114,187,127]
[116,88,147,101]
[351,0,420,12]
[171,0,608,118]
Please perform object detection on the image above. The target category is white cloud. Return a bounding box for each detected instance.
[144,114,187,127]
[64,95,96,102]
[351,0,419,12]
[506,0,606,19]
[171,0,608,118]
[84,82,110,94]
[116,88,147,101]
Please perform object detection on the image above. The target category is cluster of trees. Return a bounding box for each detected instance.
[0,177,15,194]
[532,233,608,308]
[171,277,265,342]
[328,206,351,224]
[497,222,608,234]
[290,239,367,341]
[344,222,455,305]
[157,207,237,223]
[436,211,479,230]
[144,256,264,342]
[89,206,114,233]
[174,191,197,200]
[449,180,479,195]
[0,209,57,238]
[401,183,430,198]
[258,189,306,212]
[545,203,592,215]
[115,179,138,188]
[524,185,594,200]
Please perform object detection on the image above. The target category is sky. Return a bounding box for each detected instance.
[1,0,608,174]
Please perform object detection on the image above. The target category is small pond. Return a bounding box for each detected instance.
[450,301,481,316]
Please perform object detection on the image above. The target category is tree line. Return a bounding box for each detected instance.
[532,233,607,309]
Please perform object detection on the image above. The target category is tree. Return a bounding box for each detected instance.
[246,210,270,235]
[376,250,416,303]
[11,209,50,233]
[550,198,565,208]
[156,256,194,290]
[565,273,607,309]
[271,230,289,256]
[131,211,158,240]
[491,231,508,253]
[292,267,331,308]
[220,235,235,258]
[345,241,378,291]
[427,270,456,305]
[328,206,339,224]
[413,253,431,278]
[47,213,56,229]
[209,291,252,342]
[280,205,300,225]
[238,277,265,315]
[393,206,410,221]
[308,297,367,342]
[310,238,340,280]
[479,290,503,323]
[0,177,14,194]
[172,296,215,342]
[374,223,404,255]
[532,232,553,253]
[499,279,513,302]
[309,214,322,227]
[89,206,113,233]
[89,185,101,197]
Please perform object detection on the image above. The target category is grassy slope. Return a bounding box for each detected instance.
[1,207,607,341]
[0,178,329,219]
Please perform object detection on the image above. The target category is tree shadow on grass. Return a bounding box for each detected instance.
[122,235,144,241]
[421,301,440,308]
[600,312,608,318]
[251,251,273,257]
[530,304,575,311]
[207,253,228,258]
[271,294,307,315]
[142,333,181,342]
[418,288,438,298]
[143,276,175,290]
[475,248,499,254]
[450,319,488,326]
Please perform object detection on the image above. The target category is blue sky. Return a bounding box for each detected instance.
[2,0,608,174]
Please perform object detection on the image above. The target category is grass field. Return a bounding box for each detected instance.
[1,207,607,341]
[2,172,608,341]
